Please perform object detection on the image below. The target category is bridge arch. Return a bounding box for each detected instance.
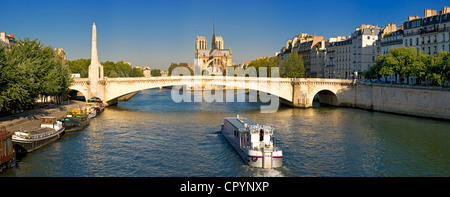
[104,76,293,104]
[311,89,339,106]
[69,79,90,101]
[68,89,87,101]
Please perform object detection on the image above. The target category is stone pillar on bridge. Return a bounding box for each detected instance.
[88,22,106,103]
[291,79,313,108]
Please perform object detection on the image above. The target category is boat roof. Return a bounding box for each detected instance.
[22,127,54,135]
[41,116,56,119]
[224,117,257,130]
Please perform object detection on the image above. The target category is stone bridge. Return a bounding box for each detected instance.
[70,76,356,108]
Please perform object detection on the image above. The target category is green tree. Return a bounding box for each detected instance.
[67,58,90,78]
[168,62,193,76]
[151,69,161,77]
[411,51,429,84]
[1,38,72,112]
[431,51,450,86]
[362,59,383,82]
[384,46,417,84]
[130,67,144,77]
[168,63,179,76]
[281,52,305,78]
[268,56,282,77]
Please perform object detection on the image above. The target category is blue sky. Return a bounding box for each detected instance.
[1,0,447,69]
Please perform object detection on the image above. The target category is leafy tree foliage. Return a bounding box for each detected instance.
[281,52,305,78]
[151,69,161,77]
[363,46,450,86]
[0,38,72,113]
[66,59,144,78]
[248,56,282,77]
[168,62,193,76]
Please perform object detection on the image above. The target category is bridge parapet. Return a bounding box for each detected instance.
[72,78,90,85]
[291,78,356,85]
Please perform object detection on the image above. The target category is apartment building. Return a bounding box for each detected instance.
[403,7,450,54]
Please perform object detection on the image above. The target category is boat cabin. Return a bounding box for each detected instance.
[223,116,275,151]
[40,117,57,129]
[0,125,14,171]
[71,108,86,116]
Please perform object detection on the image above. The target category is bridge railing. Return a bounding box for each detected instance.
[72,76,355,85]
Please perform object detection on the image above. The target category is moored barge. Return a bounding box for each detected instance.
[60,116,89,132]
[12,117,64,153]
[221,115,283,168]
[0,125,15,172]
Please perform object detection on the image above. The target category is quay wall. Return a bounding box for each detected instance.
[353,83,450,120]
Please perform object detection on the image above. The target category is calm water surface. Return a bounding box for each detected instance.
[2,89,449,177]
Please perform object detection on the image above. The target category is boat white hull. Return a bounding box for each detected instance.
[13,128,64,153]
[221,126,282,168]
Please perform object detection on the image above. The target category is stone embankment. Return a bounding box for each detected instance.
[354,82,450,120]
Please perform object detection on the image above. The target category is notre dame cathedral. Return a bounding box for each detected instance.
[194,21,232,75]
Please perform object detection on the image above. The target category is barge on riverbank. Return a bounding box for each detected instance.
[12,117,64,153]
[0,125,15,172]
[221,115,282,168]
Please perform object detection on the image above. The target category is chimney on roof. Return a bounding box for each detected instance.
[440,6,450,14]
[424,8,437,17]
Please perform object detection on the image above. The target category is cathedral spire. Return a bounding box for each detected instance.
[211,18,217,50]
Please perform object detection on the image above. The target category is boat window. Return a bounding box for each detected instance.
[7,138,11,154]
[260,129,264,141]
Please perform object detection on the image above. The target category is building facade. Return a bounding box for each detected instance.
[333,38,353,79]
[403,7,450,55]
[54,48,67,61]
[325,36,351,78]
[351,24,380,78]
[379,23,404,55]
[0,32,15,47]
[279,33,325,78]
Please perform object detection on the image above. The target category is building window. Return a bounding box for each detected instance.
[416,38,419,45]
[410,38,412,46]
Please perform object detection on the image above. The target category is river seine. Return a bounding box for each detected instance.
[1,89,449,177]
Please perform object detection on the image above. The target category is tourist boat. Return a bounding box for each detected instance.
[12,117,65,153]
[59,116,89,132]
[221,115,283,168]
[0,125,15,172]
